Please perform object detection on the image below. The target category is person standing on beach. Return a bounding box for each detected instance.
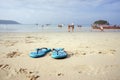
[68,23,74,32]
[71,23,74,32]
[100,25,104,31]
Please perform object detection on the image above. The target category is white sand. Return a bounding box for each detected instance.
[0,32,120,80]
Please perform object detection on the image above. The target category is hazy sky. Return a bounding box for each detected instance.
[0,0,120,25]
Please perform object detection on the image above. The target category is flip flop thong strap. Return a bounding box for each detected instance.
[53,48,64,55]
[37,47,48,54]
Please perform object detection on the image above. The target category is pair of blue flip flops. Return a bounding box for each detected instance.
[29,48,67,59]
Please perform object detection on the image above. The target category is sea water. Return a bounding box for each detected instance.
[0,24,120,32]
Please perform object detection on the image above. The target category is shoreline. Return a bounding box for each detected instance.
[0,24,120,32]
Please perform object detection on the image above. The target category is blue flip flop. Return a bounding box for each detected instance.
[29,48,51,58]
[51,48,67,59]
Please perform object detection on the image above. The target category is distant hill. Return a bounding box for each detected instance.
[0,20,20,24]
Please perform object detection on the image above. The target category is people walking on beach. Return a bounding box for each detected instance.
[100,25,104,31]
[68,23,74,32]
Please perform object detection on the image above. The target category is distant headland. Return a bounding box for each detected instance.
[0,20,20,24]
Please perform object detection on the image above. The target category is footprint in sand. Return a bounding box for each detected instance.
[25,40,34,43]
[18,68,40,80]
[98,49,116,54]
[3,40,18,47]
[25,36,48,44]
[18,68,28,74]
[0,65,40,80]
[15,68,40,80]
[27,75,40,80]
[25,36,36,43]
[57,73,64,76]
[109,49,116,54]
[73,51,86,56]
[0,64,11,70]
[78,71,82,74]
[6,51,22,58]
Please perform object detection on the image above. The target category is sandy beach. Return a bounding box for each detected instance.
[0,32,120,80]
